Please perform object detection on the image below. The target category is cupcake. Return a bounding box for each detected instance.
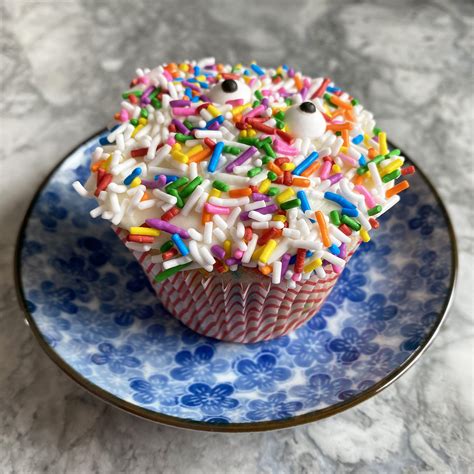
[73,58,413,343]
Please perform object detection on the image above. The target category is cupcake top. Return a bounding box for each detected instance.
[76,58,413,287]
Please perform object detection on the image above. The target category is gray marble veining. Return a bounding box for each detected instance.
[1,0,473,472]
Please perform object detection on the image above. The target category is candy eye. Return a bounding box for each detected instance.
[209,78,251,104]
[286,101,326,139]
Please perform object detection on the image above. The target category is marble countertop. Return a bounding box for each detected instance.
[1,0,473,472]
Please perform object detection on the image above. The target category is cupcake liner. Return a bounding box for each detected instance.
[114,226,360,343]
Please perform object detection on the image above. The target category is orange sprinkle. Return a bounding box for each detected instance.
[327,122,354,132]
[266,161,284,176]
[294,74,303,91]
[368,148,377,159]
[291,177,311,187]
[342,129,350,147]
[91,159,106,172]
[140,192,150,201]
[329,95,352,110]
[259,264,273,276]
[188,147,212,163]
[315,210,331,247]
[344,108,356,122]
[301,160,321,177]
[202,211,212,224]
[386,180,409,198]
[229,187,252,198]
[353,174,364,186]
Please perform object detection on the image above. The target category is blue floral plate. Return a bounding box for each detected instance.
[15,131,457,432]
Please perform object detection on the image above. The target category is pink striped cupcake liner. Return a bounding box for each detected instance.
[115,227,359,343]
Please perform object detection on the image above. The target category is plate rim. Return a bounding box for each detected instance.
[13,130,459,433]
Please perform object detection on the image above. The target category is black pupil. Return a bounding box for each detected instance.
[222,79,238,93]
[299,101,316,113]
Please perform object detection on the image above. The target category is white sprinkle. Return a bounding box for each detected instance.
[72,181,89,197]
[267,239,291,264]
[195,191,209,213]
[236,221,245,239]
[213,214,228,230]
[163,255,193,270]
[111,158,137,176]
[148,166,185,177]
[137,199,156,210]
[213,228,227,242]
[152,188,178,205]
[321,251,346,267]
[209,196,250,207]
[181,185,204,216]
[149,144,171,167]
[329,225,352,244]
[107,183,128,193]
[291,240,323,251]
[203,222,213,244]
[249,211,272,222]
[189,241,206,266]
[368,162,385,199]
[272,261,282,284]
[227,207,241,227]
[111,198,129,225]
[194,130,223,139]
[109,192,121,213]
[199,246,216,266]
[242,234,258,264]
[188,228,203,241]
[379,195,400,216]
[244,200,266,212]
[126,242,151,252]
[189,162,198,180]
[89,206,103,218]
[315,266,326,279]
[214,173,250,186]
[282,228,301,239]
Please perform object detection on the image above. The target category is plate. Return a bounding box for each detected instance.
[15,131,457,432]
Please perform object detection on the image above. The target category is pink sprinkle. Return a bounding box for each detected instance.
[119,109,129,122]
[273,139,299,156]
[166,137,176,146]
[242,104,265,121]
[249,77,258,88]
[292,272,302,282]
[204,203,231,215]
[162,70,173,81]
[226,98,244,106]
[338,153,358,167]
[332,264,342,274]
[319,160,332,180]
[303,77,311,88]
[137,76,149,85]
[261,89,271,96]
[172,107,197,116]
[234,250,244,259]
[354,185,377,208]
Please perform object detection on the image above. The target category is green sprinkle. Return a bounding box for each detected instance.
[183,119,194,130]
[261,156,272,165]
[280,198,301,210]
[275,111,285,121]
[341,214,361,231]
[252,100,261,108]
[130,118,139,127]
[285,98,293,106]
[267,171,278,181]
[254,90,263,100]
[351,98,360,106]
[248,167,262,177]
[372,154,386,165]
[175,133,193,143]
[329,210,341,226]
[212,180,229,192]
[151,98,162,109]
[239,137,259,146]
[122,90,142,99]
[148,88,160,101]
[160,240,174,253]
[262,142,276,158]
[323,93,336,107]
[267,187,279,197]
[373,127,382,136]
[180,177,203,199]
[140,108,148,118]
[223,145,240,155]
[275,119,285,130]
[167,188,184,208]
[166,176,189,191]
[368,205,382,216]
[387,148,401,157]
[357,154,386,175]
[154,262,192,282]
[382,169,401,183]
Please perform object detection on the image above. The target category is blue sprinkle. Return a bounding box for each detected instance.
[172,234,189,256]
[293,151,319,176]
[324,191,356,209]
[251,63,265,76]
[341,207,359,217]
[99,136,110,146]
[123,167,142,185]
[306,250,314,258]
[191,96,200,103]
[198,81,209,89]
[352,134,364,145]
[206,115,225,128]
[208,141,225,173]
[282,64,289,71]
[165,175,179,184]
[185,87,193,98]
[297,190,311,213]
[194,66,200,76]
[359,156,367,166]
[289,254,297,265]
[328,244,340,255]
[326,86,341,93]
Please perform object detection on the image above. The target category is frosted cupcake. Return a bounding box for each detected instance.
[74,58,413,343]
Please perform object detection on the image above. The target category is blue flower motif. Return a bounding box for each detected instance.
[353,240,391,273]
[129,374,179,406]
[202,416,230,424]
[121,261,154,293]
[100,297,154,327]
[352,348,411,379]
[307,302,337,331]
[247,335,290,354]
[245,392,303,421]
[400,313,438,351]
[36,191,68,232]
[416,250,449,281]
[339,379,376,400]
[345,293,398,333]
[234,353,292,392]
[77,235,127,268]
[290,374,351,408]
[36,316,71,345]
[409,204,441,236]
[170,345,229,384]
[329,327,379,363]
[74,306,121,344]
[91,342,140,374]
[127,324,179,366]
[373,262,423,303]
[28,281,78,317]
[181,383,239,415]
[180,327,216,346]
[328,268,367,305]
[22,240,44,258]
[391,189,419,219]
[286,328,333,367]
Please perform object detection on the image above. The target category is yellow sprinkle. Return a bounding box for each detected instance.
[187,144,204,157]
[240,130,248,138]
[340,146,348,154]
[223,240,232,257]
[232,103,251,116]
[131,124,143,138]
[130,227,161,237]
[281,162,295,171]
[381,158,403,176]
[258,178,271,194]
[248,129,257,137]
[332,164,341,173]
[179,63,189,71]
[276,188,295,204]
[259,239,277,264]
[251,245,265,261]
[130,177,141,188]
[209,188,221,198]
[378,132,388,155]
[273,215,287,222]
[103,155,112,171]
[172,143,182,151]
[207,104,221,117]
[303,258,323,273]
[360,229,370,242]
[196,75,206,82]
[171,150,189,164]
[138,117,147,125]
